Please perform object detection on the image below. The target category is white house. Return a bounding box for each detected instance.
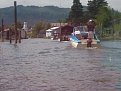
[21,22,28,39]
[46,27,60,38]
[46,29,53,37]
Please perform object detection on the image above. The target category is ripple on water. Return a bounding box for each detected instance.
[38,51,51,54]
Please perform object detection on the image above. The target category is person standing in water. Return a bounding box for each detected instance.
[86,19,96,47]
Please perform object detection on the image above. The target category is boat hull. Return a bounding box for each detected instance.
[70,27,101,48]
[71,39,101,48]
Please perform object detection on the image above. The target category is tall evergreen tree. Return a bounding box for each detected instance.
[68,0,83,25]
[87,0,108,19]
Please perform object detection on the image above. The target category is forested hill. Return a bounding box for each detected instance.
[0,5,70,25]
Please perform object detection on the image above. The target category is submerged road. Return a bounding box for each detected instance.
[0,39,121,91]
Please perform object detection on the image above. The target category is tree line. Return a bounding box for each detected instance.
[0,5,70,26]
[0,5,70,38]
[68,0,121,39]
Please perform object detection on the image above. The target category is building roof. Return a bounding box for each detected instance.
[46,29,53,32]
[50,27,59,30]
[46,27,59,32]
[51,23,68,27]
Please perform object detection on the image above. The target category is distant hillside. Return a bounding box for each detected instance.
[0,5,88,26]
[0,5,70,26]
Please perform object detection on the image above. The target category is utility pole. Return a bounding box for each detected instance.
[14,1,18,44]
[18,29,21,43]
[1,18,4,42]
[9,28,12,44]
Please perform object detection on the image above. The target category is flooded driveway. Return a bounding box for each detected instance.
[0,39,121,91]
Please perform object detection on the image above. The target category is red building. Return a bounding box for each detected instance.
[61,25,73,35]
[60,25,74,41]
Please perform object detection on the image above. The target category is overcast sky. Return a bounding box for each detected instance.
[0,0,121,11]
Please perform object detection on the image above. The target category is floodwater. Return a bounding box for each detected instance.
[0,39,121,91]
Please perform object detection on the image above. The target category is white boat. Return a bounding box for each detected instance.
[70,26,100,48]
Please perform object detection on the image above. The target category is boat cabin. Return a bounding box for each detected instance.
[73,26,89,39]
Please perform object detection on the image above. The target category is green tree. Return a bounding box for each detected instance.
[87,0,108,19]
[95,7,112,36]
[96,7,111,27]
[110,9,121,35]
[68,0,83,25]
[9,21,23,31]
[32,21,51,38]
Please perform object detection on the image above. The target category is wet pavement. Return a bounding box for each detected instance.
[0,39,121,91]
